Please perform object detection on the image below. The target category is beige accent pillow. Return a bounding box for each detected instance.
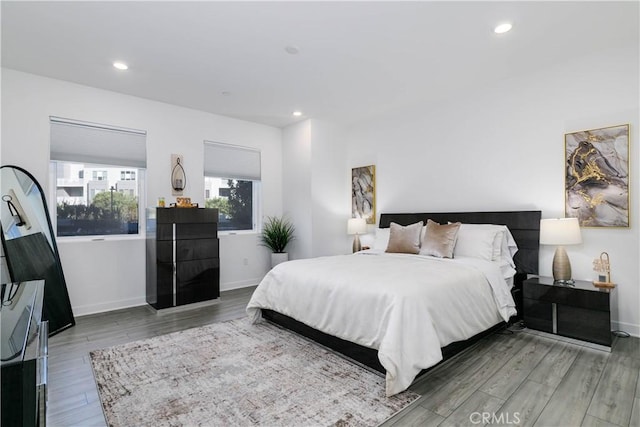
[420,219,461,258]
[385,221,423,254]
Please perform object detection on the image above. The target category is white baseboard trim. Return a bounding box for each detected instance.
[73,281,261,317]
[611,320,639,338]
[220,279,261,292]
[74,296,147,317]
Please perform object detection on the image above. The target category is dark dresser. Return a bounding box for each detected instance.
[523,276,612,347]
[1,280,48,427]
[146,208,220,310]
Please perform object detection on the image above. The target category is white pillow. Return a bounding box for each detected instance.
[499,226,519,267]
[453,224,500,261]
[501,227,518,258]
[491,229,506,260]
[373,227,391,251]
[453,223,518,267]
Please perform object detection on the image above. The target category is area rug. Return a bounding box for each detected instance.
[89,318,420,426]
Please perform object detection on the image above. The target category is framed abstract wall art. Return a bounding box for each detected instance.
[565,124,629,227]
[352,165,376,224]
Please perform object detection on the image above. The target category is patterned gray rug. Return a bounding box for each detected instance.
[90,318,419,426]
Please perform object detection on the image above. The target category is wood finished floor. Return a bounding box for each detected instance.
[48,286,640,427]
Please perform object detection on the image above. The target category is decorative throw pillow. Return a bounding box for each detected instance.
[420,219,461,258]
[385,221,423,254]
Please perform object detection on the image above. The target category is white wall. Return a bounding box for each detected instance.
[309,119,350,256]
[282,120,312,260]
[342,46,640,335]
[282,119,349,260]
[1,69,283,315]
[0,67,4,283]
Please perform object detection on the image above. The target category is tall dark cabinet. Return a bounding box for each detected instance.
[146,208,220,310]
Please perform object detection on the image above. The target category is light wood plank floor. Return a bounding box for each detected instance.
[47,286,640,427]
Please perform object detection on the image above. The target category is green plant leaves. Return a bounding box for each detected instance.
[260,216,295,253]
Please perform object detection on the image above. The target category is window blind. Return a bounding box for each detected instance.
[50,117,147,168]
[204,141,261,181]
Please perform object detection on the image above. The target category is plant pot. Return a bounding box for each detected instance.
[271,252,289,268]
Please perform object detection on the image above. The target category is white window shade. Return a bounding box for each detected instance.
[50,117,146,168]
[204,141,261,181]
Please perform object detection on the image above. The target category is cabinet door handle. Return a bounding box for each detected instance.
[39,320,48,357]
[38,320,48,387]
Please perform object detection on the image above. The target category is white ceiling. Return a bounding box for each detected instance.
[2,1,638,128]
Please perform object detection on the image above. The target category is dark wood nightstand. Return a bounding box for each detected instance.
[523,276,612,348]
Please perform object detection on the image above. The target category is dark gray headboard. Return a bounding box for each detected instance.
[379,211,541,276]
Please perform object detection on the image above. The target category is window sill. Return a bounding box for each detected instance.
[218,230,259,237]
[56,234,146,244]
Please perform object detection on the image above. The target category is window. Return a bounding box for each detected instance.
[120,170,136,181]
[49,117,146,237]
[53,162,143,236]
[203,142,261,232]
[204,177,258,231]
[92,170,107,181]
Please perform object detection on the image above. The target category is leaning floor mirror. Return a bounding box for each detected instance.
[1,165,75,336]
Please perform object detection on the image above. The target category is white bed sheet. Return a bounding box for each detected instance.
[246,252,516,396]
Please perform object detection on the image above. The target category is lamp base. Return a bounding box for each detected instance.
[552,246,573,284]
[352,234,362,253]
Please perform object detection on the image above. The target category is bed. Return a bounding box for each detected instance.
[246,211,541,396]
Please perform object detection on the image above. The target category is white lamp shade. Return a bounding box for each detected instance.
[347,218,367,235]
[540,218,582,245]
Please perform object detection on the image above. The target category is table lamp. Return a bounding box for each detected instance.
[540,218,582,284]
[348,218,367,253]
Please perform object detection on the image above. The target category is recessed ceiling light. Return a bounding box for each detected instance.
[285,45,300,55]
[113,61,129,70]
[494,23,512,34]
[292,111,302,117]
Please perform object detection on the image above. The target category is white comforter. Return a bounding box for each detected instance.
[246,252,516,396]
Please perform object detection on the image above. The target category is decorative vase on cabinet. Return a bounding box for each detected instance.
[146,208,220,310]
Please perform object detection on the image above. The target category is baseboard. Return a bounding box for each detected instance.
[611,320,640,338]
[74,296,147,317]
[73,281,260,317]
[220,279,261,292]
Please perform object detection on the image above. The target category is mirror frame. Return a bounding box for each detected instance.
[1,164,75,335]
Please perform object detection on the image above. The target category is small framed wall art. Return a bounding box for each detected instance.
[565,124,629,227]
[352,165,376,224]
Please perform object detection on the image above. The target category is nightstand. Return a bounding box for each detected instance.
[523,276,612,348]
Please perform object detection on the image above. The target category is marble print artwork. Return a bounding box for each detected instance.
[565,124,629,227]
[352,165,376,224]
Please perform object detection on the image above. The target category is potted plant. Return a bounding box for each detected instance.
[261,216,295,268]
